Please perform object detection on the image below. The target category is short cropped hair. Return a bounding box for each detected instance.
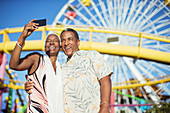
[60,28,79,40]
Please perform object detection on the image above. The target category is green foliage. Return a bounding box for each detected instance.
[145,101,170,113]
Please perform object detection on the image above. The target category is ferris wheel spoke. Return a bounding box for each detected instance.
[69,5,95,26]
[122,64,145,111]
[69,16,86,25]
[122,89,131,112]
[120,1,129,28]
[134,0,157,25]
[143,45,161,50]
[129,88,143,112]
[136,62,155,79]
[137,14,169,35]
[118,59,126,83]
[153,62,170,71]
[139,87,151,102]
[152,66,169,76]
[123,57,161,102]
[152,13,170,26]
[128,0,148,30]
[142,38,162,44]
[120,0,126,28]
[77,0,102,26]
[121,60,131,82]
[158,28,170,35]
[154,63,170,71]
[142,22,170,35]
[112,56,119,85]
[105,0,114,27]
[117,0,122,28]
[52,0,74,26]
[132,2,165,32]
[90,2,107,27]
[124,0,139,28]
[134,16,157,34]
[98,0,111,27]
[160,84,170,95]
[136,62,170,94]
[159,47,170,53]
[140,17,170,35]
[143,42,170,50]
[113,0,119,28]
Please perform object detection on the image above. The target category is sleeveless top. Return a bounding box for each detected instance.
[26,55,49,113]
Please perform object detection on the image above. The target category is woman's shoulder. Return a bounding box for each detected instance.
[24,52,42,59]
[27,52,42,56]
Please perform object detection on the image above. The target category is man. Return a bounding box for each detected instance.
[60,28,112,113]
[25,28,112,113]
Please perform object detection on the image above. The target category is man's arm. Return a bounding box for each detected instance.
[25,75,34,94]
[99,75,111,113]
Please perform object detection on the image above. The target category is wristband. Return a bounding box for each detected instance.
[100,102,110,106]
[17,40,25,48]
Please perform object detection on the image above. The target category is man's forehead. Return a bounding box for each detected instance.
[61,31,75,38]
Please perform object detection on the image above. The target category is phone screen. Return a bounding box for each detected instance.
[33,19,46,26]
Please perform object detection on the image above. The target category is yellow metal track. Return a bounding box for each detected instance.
[0,77,169,90]
[1,65,169,90]
[112,77,170,90]
[0,25,170,64]
[113,75,170,85]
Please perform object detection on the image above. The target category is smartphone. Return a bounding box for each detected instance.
[33,19,47,27]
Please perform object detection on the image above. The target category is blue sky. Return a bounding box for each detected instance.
[0,0,68,111]
[0,0,67,29]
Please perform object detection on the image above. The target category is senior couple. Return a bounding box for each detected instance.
[9,19,113,113]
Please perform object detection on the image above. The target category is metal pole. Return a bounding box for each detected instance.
[0,53,7,111]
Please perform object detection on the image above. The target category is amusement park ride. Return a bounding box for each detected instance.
[0,0,170,112]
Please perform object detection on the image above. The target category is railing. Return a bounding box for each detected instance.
[0,25,170,64]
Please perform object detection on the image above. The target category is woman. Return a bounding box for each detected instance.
[9,19,64,113]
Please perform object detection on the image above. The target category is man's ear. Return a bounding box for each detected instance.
[77,39,80,47]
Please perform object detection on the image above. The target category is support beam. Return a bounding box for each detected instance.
[80,41,170,64]
[0,41,170,64]
[112,77,170,90]
[0,26,170,64]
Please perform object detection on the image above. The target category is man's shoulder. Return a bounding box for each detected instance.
[79,50,99,56]
[87,50,101,57]
[77,50,101,61]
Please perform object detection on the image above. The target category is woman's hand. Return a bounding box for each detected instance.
[19,19,39,44]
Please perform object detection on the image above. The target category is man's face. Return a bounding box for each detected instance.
[45,34,60,56]
[61,31,80,58]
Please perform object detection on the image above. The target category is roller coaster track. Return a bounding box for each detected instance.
[0,25,170,64]
[1,66,25,105]
[113,74,170,85]
[112,77,170,90]
[1,76,169,90]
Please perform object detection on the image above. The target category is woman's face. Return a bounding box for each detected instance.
[45,34,60,56]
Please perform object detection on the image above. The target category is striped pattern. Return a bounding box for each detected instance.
[26,55,49,113]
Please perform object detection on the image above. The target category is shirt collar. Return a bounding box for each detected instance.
[66,50,82,62]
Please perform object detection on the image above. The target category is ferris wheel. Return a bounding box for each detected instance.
[51,0,170,112]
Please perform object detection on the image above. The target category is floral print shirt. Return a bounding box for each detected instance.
[62,50,112,113]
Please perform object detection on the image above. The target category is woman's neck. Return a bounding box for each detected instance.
[49,56,57,73]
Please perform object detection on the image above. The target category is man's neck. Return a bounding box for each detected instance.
[67,50,80,61]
